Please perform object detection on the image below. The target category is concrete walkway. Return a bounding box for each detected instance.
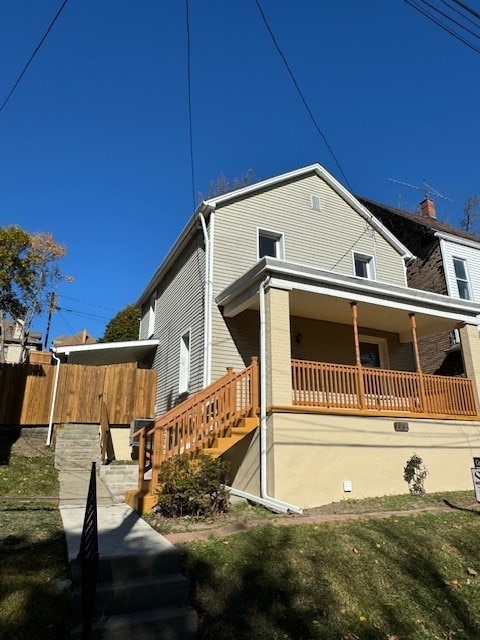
[58,467,175,563]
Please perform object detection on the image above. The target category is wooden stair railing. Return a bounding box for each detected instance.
[135,357,259,492]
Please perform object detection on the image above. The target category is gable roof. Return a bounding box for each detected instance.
[358,196,480,244]
[137,163,415,305]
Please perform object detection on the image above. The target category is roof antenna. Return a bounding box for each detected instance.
[388,178,454,203]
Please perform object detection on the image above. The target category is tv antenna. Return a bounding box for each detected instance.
[388,178,455,203]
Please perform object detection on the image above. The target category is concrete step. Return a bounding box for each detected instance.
[70,605,197,640]
[72,573,189,616]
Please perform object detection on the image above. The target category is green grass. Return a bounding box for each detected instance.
[180,509,480,640]
[0,453,58,498]
[0,455,71,639]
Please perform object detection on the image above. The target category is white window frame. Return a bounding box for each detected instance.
[452,257,472,301]
[358,335,389,369]
[178,329,191,395]
[257,228,285,260]
[353,252,376,280]
[147,293,156,338]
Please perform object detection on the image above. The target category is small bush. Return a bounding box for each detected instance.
[404,453,428,494]
[155,454,230,518]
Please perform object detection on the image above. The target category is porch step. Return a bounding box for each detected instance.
[99,464,139,504]
[203,416,259,459]
[55,424,101,470]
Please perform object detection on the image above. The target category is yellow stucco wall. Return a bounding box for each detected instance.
[230,412,480,509]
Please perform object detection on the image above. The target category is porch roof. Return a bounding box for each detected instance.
[216,257,480,341]
[52,339,159,365]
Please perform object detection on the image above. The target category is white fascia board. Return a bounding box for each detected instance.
[53,339,159,356]
[136,202,215,306]
[217,258,480,323]
[435,231,480,251]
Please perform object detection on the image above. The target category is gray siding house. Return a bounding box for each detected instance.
[134,164,480,512]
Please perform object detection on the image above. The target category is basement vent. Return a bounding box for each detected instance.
[311,194,321,211]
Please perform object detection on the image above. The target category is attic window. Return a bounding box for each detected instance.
[258,229,284,260]
[353,252,375,279]
[311,195,321,211]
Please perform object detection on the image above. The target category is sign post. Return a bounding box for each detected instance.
[471,458,480,503]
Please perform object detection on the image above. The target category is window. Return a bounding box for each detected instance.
[258,229,284,260]
[178,330,191,395]
[353,253,375,279]
[453,258,471,300]
[359,335,389,369]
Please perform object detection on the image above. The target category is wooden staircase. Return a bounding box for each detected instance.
[201,416,259,458]
[126,359,259,515]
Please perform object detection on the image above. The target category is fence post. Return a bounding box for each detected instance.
[250,356,259,416]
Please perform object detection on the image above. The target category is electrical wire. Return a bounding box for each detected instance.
[56,294,115,311]
[253,0,352,190]
[439,0,480,30]
[404,0,480,53]
[451,0,480,21]
[0,0,69,113]
[185,0,196,211]
[419,0,480,41]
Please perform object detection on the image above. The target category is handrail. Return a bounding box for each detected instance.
[136,357,259,491]
[292,359,478,417]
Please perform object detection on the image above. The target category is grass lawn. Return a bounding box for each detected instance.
[180,507,480,640]
[0,453,72,639]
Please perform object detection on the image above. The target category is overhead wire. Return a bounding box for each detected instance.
[185,0,196,211]
[451,0,480,21]
[404,0,480,53]
[419,0,480,41]
[439,0,480,30]
[253,0,352,190]
[0,0,69,113]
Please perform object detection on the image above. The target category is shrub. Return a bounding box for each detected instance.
[155,453,230,518]
[404,453,428,494]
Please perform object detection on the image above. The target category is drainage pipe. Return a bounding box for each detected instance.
[46,350,61,446]
[198,209,214,387]
[226,277,302,515]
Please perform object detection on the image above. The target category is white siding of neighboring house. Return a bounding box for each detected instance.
[210,172,409,379]
[149,233,206,414]
[440,237,480,303]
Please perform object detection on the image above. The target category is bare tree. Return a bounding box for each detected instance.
[460,195,480,236]
[198,169,256,201]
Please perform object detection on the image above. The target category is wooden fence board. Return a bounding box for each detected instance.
[0,362,156,426]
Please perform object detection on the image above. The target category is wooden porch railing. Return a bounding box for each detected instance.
[135,357,259,491]
[292,359,478,417]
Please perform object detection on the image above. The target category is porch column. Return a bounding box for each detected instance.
[409,313,422,373]
[350,302,365,409]
[264,285,292,407]
[459,323,480,405]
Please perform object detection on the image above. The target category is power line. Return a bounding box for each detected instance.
[439,0,480,30]
[0,0,69,113]
[419,0,480,41]
[57,294,115,312]
[451,0,480,21]
[404,0,480,54]
[185,0,196,211]
[253,0,352,190]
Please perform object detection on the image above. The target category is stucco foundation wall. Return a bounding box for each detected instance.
[227,429,261,496]
[271,413,480,508]
[110,427,132,461]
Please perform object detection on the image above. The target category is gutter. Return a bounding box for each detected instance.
[46,350,61,446]
[198,207,215,387]
[226,277,302,514]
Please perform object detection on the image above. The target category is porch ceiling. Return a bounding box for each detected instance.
[53,339,159,365]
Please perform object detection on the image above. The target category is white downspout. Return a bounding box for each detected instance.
[46,350,61,446]
[198,211,212,388]
[227,277,302,515]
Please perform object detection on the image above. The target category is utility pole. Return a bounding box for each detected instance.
[44,292,57,350]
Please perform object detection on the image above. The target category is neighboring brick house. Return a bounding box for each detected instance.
[358,196,480,375]
[52,328,97,348]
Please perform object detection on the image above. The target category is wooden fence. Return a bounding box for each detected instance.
[0,362,156,426]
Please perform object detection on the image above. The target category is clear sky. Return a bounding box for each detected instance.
[2,0,479,344]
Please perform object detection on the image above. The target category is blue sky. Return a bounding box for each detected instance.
[2,0,479,344]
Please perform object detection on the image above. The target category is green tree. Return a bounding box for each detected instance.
[101,304,141,342]
[0,225,68,361]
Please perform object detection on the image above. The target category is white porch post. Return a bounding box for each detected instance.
[459,323,480,406]
[264,285,292,407]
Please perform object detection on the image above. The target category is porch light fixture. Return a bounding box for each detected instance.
[295,332,303,344]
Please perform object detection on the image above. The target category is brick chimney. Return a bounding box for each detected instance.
[420,197,436,219]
